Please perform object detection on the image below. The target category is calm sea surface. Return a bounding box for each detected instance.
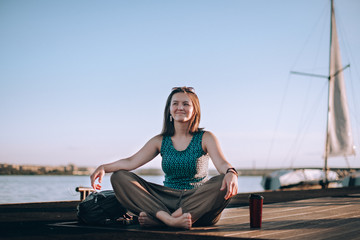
[0,175,264,204]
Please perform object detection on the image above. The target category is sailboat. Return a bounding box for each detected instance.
[262,0,356,190]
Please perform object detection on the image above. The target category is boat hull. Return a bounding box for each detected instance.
[261,169,339,190]
[342,171,360,187]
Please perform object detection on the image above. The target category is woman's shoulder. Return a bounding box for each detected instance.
[202,130,221,145]
[201,131,218,153]
[202,130,216,139]
[201,130,216,143]
[151,134,164,142]
[146,134,163,149]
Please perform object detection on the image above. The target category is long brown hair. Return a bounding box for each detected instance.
[161,87,203,136]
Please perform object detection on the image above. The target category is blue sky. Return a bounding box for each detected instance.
[1,0,360,170]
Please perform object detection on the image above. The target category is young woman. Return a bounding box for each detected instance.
[90,87,238,229]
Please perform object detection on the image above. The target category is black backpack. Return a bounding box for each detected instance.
[77,190,134,225]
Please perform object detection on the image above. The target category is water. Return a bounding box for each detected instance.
[0,175,264,204]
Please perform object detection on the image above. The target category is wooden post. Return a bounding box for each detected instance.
[75,187,95,201]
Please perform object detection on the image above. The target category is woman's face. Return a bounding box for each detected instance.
[170,92,194,123]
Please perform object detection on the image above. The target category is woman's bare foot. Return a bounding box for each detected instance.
[169,213,192,229]
[156,211,192,229]
[138,212,163,227]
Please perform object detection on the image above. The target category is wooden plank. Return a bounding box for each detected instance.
[228,186,360,207]
[249,212,360,239]
[285,218,360,240]
[225,196,360,239]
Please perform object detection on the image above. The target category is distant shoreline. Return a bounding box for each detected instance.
[0,163,271,176]
[2,163,356,176]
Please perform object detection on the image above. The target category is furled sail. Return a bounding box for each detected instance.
[327,2,355,157]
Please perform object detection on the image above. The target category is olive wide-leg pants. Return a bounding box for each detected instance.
[110,170,231,226]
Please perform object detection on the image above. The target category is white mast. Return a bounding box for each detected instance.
[324,0,355,186]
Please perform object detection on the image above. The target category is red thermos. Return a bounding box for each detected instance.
[249,194,264,228]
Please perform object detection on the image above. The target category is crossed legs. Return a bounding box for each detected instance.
[111,170,229,229]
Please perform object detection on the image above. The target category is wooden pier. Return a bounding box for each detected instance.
[1,187,360,240]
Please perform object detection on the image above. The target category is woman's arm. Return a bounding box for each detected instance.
[90,135,162,189]
[202,131,238,200]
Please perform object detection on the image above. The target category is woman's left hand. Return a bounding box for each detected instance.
[220,173,238,200]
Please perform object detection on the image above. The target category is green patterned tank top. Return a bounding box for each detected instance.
[161,131,209,190]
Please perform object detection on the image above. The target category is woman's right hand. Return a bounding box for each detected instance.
[90,165,105,190]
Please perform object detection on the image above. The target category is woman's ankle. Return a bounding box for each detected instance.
[171,208,183,218]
